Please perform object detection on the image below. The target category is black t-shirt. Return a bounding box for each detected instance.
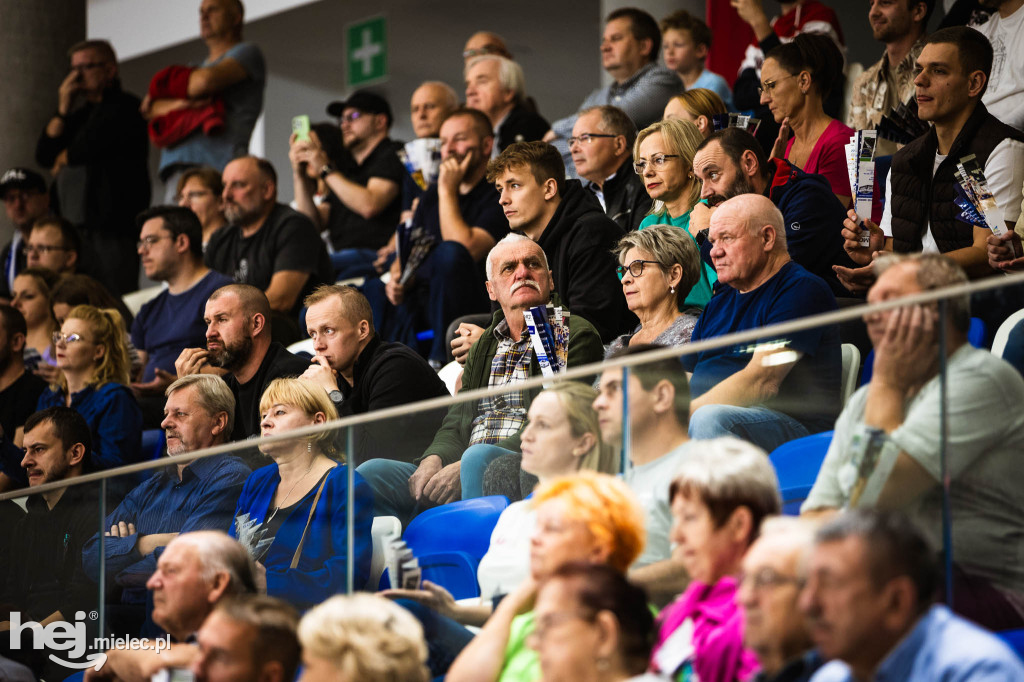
[205,203,333,315]
[327,138,406,251]
[0,370,46,439]
[226,342,311,443]
[413,176,508,277]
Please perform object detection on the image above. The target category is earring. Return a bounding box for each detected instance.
[670,286,675,294]
[307,441,312,454]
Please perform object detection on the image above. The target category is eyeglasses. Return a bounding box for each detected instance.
[739,567,805,593]
[633,154,680,175]
[526,611,594,646]
[176,190,213,203]
[24,244,68,255]
[340,111,365,123]
[137,235,173,250]
[71,61,107,72]
[616,259,662,280]
[52,332,88,346]
[757,74,798,96]
[568,133,616,147]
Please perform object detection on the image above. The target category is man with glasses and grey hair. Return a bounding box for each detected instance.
[737,516,822,682]
[82,374,250,636]
[803,252,1024,630]
[570,105,650,231]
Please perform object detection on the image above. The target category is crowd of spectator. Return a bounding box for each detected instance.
[4,0,1024,680]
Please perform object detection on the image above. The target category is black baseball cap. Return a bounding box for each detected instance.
[0,168,46,196]
[326,90,392,127]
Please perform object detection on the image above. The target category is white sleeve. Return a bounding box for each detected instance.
[984,138,1024,225]
[880,168,894,237]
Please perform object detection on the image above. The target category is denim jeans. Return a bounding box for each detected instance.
[330,247,380,281]
[355,459,425,527]
[395,599,476,678]
[689,404,810,453]
[459,444,515,501]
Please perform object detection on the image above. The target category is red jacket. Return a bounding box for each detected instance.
[147,65,225,148]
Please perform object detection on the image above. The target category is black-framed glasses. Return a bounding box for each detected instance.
[568,133,616,147]
[23,244,69,255]
[616,259,661,280]
[757,74,798,96]
[137,235,172,250]
[340,111,365,123]
[739,567,805,592]
[633,154,680,175]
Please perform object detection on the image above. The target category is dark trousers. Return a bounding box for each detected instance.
[365,241,490,363]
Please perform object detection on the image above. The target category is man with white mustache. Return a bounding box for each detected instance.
[82,374,249,634]
[357,233,604,526]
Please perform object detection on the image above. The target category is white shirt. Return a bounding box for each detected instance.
[971,5,1024,131]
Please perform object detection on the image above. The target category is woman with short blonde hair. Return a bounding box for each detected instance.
[608,225,704,352]
[298,593,429,682]
[231,378,373,610]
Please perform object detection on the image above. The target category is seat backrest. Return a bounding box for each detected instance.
[968,317,988,349]
[993,308,1024,358]
[840,344,861,407]
[769,431,834,515]
[369,516,401,590]
[142,429,166,460]
[403,495,509,560]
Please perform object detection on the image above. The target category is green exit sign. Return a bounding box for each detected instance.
[346,16,388,87]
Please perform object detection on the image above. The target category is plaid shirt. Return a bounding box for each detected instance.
[847,41,923,132]
[468,319,533,446]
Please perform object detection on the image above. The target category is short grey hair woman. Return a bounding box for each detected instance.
[606,224,703,355]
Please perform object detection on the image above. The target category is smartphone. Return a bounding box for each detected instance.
[292,115,311,142]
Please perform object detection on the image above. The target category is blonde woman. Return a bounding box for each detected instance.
[384,385,619,676]
[298,593,430,682]
[636,118,704,235]
[37,304,142,472]
[663,88,728,138]
[231,377,373,611]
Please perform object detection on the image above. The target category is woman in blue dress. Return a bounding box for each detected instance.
[232,377,373,611]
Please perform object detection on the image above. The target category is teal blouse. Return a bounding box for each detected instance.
[638,211,716,308]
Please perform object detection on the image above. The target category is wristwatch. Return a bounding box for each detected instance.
[319,164,337,180]
[328,389,343,404]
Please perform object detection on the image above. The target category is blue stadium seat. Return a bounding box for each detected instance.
[142,429,165,460]
[998,628,1024,662]
[769,431,833,515]
[397,495,509,598]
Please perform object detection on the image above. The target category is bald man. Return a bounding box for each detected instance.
[680,194,842,452]
[411,82,458,140]
[462,31,513,63]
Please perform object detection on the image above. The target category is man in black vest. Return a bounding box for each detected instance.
[837,26,1024,293]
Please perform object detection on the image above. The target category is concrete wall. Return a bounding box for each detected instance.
[116,0,604,203]
[0,1,86,247]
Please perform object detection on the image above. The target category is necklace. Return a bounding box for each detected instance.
[266,457,316,523]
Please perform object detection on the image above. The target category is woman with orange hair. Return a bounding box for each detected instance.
[446,471,646,682]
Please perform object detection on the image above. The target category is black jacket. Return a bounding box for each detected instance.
[888,102,1024,254]
[333,335,449,465]
[35,85,150,236]
[534,180,633,342]
[496,105,550,152]
[597,158,652,232]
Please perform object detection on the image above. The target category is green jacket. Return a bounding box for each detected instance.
[419,304,604,467]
